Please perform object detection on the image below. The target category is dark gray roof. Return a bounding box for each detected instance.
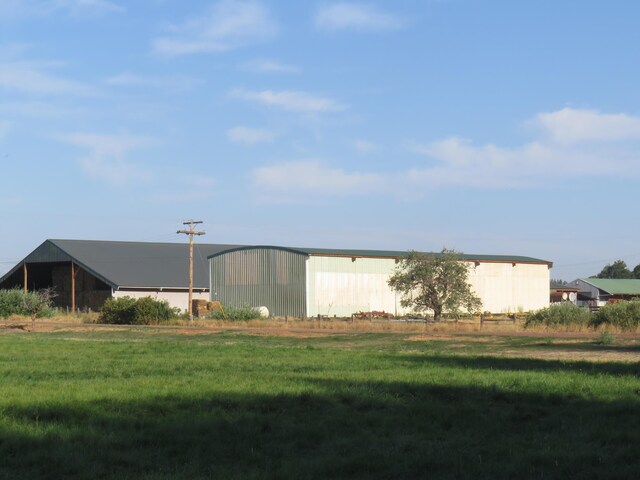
[208,245,553,266]
[1,239,241,289]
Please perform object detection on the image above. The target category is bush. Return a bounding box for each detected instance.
[132,296,174,325]
[592,300,640,331]
[208,305,262,321]
[0,289,55,318]
[524,302,591,328]
[98,296,175,325]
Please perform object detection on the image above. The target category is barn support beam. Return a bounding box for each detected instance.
[71,261,76,313]
[23,262,28,292]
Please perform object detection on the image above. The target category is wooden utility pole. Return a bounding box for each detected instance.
[177,220,205,322]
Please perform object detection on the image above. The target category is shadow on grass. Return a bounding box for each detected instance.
[397,353,640,377]
[2,377,640,480]
[526,341,640,354]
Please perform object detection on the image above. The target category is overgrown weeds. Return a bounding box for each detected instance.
[523,303,591,329]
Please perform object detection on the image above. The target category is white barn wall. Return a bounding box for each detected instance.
[113,290,209,312]
[307,256,409,317]
[307,256,550,317]
[467,262,550,313]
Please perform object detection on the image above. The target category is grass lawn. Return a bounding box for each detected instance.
[0,327,639,479]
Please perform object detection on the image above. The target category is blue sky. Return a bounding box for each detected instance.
[1,0,640,281]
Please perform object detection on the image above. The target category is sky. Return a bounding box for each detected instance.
[1,0,640,281]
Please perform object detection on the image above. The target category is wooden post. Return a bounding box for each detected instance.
[177,220,205,322]
[71,262,76,314]
[23,262,28,292]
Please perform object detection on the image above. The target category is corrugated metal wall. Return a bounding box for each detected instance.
[307,256,407,317]
[209,247,307,317]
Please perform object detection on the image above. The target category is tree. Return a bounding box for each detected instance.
[633,264,640,280]
[596,260,633,279]
[21,288,55,330]
[388,249,482,322]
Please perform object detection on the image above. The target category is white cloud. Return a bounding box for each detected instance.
[0,61,97,96]
[534,107,640,144]
[227,126,275,144]
[315,3,403,32]
[0,100,88,118]
[0,0,124,17]
[231,88,346,113]
[351,138,376,153]
[0,120,11,140]
[252,160,384,201]
[240,58,300,74]
[410,108,640,188]
[58,132,154,186]
[105,72,203,92]
[152,0,277,57]
[250,108,640,200]
[148,175,216,204]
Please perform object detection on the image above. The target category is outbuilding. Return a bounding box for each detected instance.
[0,239,240,312]
[568,278,640,307]
[208,246,552,317]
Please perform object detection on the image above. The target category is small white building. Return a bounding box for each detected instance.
[209,246,552,317]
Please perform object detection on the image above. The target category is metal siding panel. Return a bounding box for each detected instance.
[209,247,306,317]
[307,256,405,317]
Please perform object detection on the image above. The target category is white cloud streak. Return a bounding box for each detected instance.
[0,0,124,17]
[0,120,11,141]
[227,126,275,144]
[252,160,385,202]
[251,108,640,200]
[534,107,640,144]
[351,138,377,153]
[58,132,154,186]
[240,58,300,74]
[231,88,345,113]
[0,61,97,96]
[315,3,403,32]
[105,72,203,92]
[152,0,277,57]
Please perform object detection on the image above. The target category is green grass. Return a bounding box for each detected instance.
[0,329,639,479]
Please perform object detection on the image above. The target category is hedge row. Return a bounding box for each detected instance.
[525,300,640,331]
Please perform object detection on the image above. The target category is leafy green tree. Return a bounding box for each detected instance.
[633,264,640,280]
[596,260,633,279]
[388,249,482,322]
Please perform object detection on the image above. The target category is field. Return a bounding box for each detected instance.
[1,323,639,479]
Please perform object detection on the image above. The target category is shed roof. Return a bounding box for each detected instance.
[208,245,552,266]
[578,278,640,295]
[0,239,241,290]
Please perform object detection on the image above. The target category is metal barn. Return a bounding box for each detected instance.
[209,246,552,317]
[0,239,241,312]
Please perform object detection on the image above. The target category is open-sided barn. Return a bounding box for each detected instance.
[0,239,240,311]
[209,246,552,317]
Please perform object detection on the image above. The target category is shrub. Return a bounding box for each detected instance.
[592,300,640,331]
[208,305,262,321]
[98,296,175,325]
[524,302,591,328]
[132,296,174,325]
[99,296,137,324]
[595,330,615,345]
[0,289,55,318]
